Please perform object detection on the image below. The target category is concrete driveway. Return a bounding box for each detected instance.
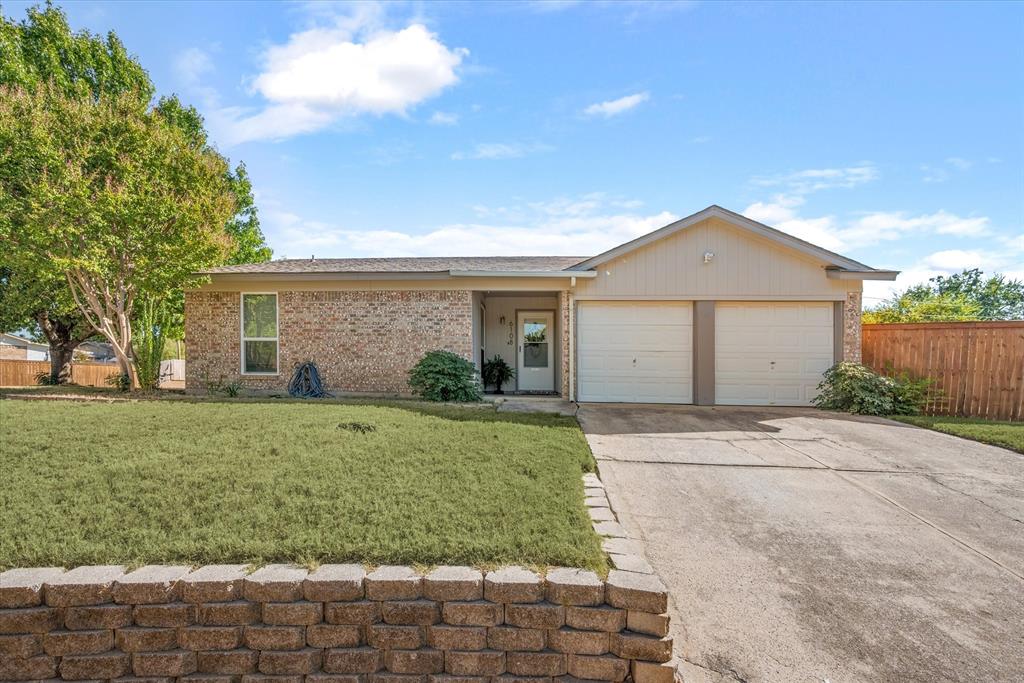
[576,404,1024,683]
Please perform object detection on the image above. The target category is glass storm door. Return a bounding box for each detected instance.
[517,311,555,392]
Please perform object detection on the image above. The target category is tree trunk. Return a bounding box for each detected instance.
[48,343,76,384]
[112,344,139,388]
[36,311,93,385]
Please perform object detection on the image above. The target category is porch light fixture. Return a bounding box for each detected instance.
[703,251,714,263]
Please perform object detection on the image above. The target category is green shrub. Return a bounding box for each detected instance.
[813,362,929,415]
[35,371,59,386]
[105,372,131,392]
[409,350,482,402]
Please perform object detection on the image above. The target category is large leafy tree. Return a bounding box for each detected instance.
[1,3,270,384]
[0,2,153,380]
[0,86,237,386]
[863,269,1024,323]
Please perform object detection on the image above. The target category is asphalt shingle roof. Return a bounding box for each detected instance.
[203,256,590,275]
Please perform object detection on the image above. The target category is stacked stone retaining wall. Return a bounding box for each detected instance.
[1,564,674,683]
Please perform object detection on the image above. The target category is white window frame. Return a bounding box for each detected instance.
[240,292,279,375]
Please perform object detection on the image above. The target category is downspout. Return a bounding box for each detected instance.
[568,276,576,403]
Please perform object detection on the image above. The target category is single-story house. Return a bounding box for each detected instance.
[74,341,118,364]
[0,332,50,361]
[185,205,897,406]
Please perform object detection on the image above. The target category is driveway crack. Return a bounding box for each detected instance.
[922,474,1023,525]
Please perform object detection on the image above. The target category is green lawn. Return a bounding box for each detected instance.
[890,415,1024,454]
[0,398,605,571]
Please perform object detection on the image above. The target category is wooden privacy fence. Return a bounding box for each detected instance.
[862,321,1024,422]
[0,359,119,388]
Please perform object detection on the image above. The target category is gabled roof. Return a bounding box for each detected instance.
[568,205,897,279]
[201,205,896,281]
[0,332,48,350]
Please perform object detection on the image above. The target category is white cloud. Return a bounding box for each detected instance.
[428,111,459,125]
[743,163,990,254]
[946,157,973,171]
[920,157,974,183]
[841,210,989,244]
[743,198,992,253]
[751,165,878,194]
[173,47,220,107]
[689,135,712,144]
[920,164,949,184]
[262,193,677,258]
[174,47,213,86]
[583,92,649,118]
[451,142,553,160]
[921,249,987,270]
[211,12,466,144]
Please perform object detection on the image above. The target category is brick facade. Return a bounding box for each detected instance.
[0,564,675,683]
[843,291,862,363]
[185,290,474,394]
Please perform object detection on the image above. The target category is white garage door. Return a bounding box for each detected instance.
[715,302,834,406]
[577,302,692,403]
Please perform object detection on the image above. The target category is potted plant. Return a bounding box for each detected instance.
[482,355,516,394]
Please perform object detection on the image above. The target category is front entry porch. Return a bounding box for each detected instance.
[472,291,569,398]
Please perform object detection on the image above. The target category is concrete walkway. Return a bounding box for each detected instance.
[577,404,1024,683]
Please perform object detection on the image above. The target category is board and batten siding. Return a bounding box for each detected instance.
[573,217,858,300]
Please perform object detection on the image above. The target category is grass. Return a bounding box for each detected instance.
[889,415,1024,454]
[0,397,605,571]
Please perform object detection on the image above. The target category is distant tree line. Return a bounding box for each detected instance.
[863,269,1024,324]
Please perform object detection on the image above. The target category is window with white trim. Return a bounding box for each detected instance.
[241,293,278,374]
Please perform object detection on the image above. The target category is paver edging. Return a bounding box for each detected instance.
[582,471,679,683]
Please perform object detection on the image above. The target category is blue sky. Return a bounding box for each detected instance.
[7,0,1023,304]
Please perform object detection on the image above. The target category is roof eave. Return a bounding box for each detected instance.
[199,269,598,281]
[448,270,597,278]
[825,268,900,281]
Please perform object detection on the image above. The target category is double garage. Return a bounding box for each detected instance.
[575,301,837,406]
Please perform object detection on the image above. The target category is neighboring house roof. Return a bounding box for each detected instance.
[76,341,117,361]
[202,205,898,281]
[0,332,48,351]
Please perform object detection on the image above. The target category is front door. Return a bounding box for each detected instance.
[517,311,555,392]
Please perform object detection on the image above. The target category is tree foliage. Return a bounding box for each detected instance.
[0,2,158,380]
[863,269,1024,323]
[1,3,271,385]
[0,2,153,103]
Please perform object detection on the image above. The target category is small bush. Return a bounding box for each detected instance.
[105,372,131,392]
[35,371,58,386]
[408,350,482,402]
[813,362,929,416]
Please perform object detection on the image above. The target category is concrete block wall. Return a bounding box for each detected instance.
[0,564,674,683]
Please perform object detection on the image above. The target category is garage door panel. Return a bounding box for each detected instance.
[577,302,692,403]
[715,302,834,407]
